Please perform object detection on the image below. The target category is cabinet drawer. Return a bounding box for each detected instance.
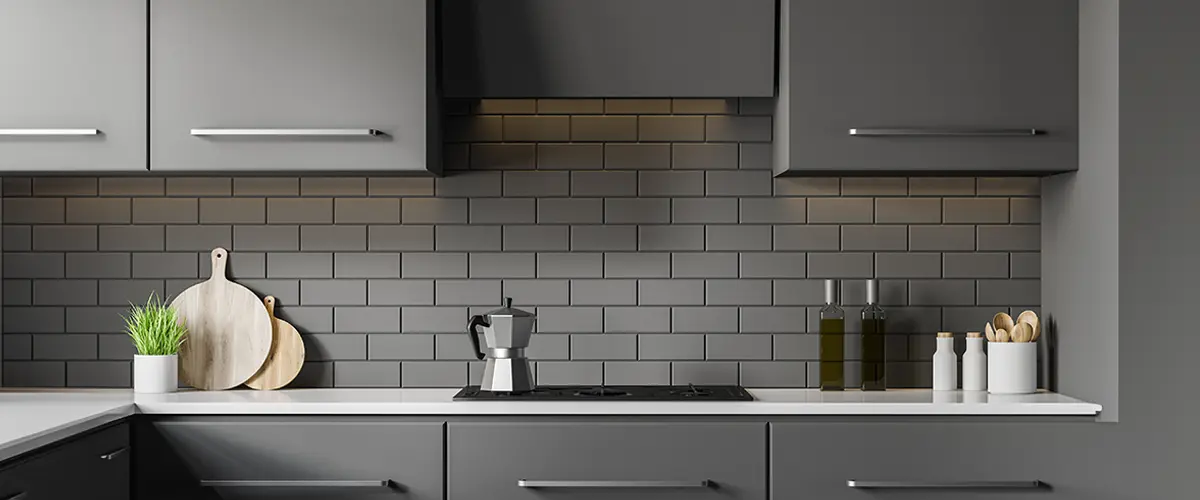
[139,420,442,500]
[0,422,129,500]
[449,422,766,500]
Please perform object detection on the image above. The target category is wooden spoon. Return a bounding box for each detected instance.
[985,323,997,342]
[997,328,1011,343]
[1018,310,1040,342]
[1011,322,1032,343]
[992,312,1015,334]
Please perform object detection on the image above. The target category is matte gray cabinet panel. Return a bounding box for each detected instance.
[0,422,129,500]
[0,0,147,172]
[151,0,439,173]
[138,420,442,500]
[772,423,1100,500]
[774,0,1078,175]
[448,422,767,500]
[442,0,777,98]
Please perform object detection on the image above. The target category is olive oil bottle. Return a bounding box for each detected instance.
[819,279,845,391]
[861,279,887,391]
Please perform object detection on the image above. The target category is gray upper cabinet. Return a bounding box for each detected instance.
[151,0,440,173]
[774,0,1078,175]
[442,0,777,98]
[0,0,147,172]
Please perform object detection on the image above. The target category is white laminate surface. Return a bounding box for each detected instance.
[0,391,134,463]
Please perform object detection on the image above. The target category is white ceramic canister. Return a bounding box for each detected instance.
[962,332,987,391]
[134,354,178,394]
[932,332,958,391]
[987,342,1037,394]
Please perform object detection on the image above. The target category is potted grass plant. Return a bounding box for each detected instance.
[125,292,188,393]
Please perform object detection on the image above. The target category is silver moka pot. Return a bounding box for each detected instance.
[468,297,535,393]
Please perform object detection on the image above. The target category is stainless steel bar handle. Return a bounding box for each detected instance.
[199,480,390,488]
[0,129,100,136]
[99,447,128,460]
[849,128,1041,136]
[190,128,384,137]
[847,480,1043,489]
[518,480,714,489]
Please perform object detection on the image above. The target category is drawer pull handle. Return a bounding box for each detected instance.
[99,447,128,460]
[847,480,1044,489]
[1,492,27,500]
[517,480,714,489]
[0,129,100,136]
[190,128,385,137]
[200,480,391,488]
[849,128,1041,137]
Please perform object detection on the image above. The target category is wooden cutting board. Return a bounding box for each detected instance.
[172,248,273,390]
[244,296,306,390]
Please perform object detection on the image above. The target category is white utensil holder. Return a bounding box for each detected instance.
[134,354,178,394]
[987,343,1036,394]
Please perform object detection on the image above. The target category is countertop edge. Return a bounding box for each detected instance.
[0,403,134,464]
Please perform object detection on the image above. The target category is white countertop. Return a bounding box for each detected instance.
[1,388,1100,463]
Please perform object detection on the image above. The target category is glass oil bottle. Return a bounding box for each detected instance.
[819,279,845,391]
[861,279,887,390]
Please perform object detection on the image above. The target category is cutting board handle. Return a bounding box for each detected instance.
[209,248,229,281]
[263,296,277,318]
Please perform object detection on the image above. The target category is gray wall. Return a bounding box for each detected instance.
[1,99,1042,388]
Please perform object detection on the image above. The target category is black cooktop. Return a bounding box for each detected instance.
[453,385,754,401]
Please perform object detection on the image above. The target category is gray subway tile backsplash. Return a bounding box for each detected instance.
[2,99,1040,388]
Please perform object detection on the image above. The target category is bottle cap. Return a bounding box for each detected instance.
[937,332,954,338]
[966,332,982,338]
[824,279,838,304]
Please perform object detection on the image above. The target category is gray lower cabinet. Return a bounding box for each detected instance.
[136,419,443,499]
[448,422,767,500]
[442,0,777,98]
[151,0,439,173]
[771,423,1102,500]
[774,0,1078,175]
[0,0,147,172]
[0,422,129,500]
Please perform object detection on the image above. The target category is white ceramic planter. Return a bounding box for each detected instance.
[987,342,1037,394]
[134,354,178,394]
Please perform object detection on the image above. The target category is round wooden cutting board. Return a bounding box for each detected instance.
[244,296,306,390]
[171,248,273,390]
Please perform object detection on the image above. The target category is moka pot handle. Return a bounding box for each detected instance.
[467,315,489,361]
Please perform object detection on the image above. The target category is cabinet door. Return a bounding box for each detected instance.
[0,0,147,172]
[448,422,767,500]
[0,422,129,500]
[442,0,777,98]
[151,0,438,173]
[137,419,443,500]
[777,0,1077,174]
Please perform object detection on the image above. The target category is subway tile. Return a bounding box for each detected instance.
[739,143,773,170]
[538,198,603,224]
[639,334,705,360]
[65,198,130,224]
[334,361,400,387]
[909,225,976,251]
[840,279,907,307]
[503,225,570,252]
[334,307,401,333]
[200,251,266,279]
[775,177,840,197]
[738,97,774,115]
[603,253,671,278]
[672,362,739,385]
[267,253,332,278]
[503,116,570,141]
[571,334,638,360]
[32,334,97,360]
[132,198,197,224]
[33,280,97,306]
[605,199,669,224]
[672,253,739,278]
[977,279,1040,305]
[707,334,772,360]
[572,226,637,251]
[1010,198,1042,223]
[292,362,334,387]
[403,362,468,387]
[2,178,32,197]
[166,178,230,196]
[67,361,129,387]
[502,279,570,306]
[876,253,942,278]
[605,144,671,170]
[773,280,826,306]
[537,253,603,278]
[4,280,32,306]
[943,198,1010,224]
[3,226,31,251]
[910,177,976,196]
[672,307,738,333]
[446,115,503,142]
[199,198,265,224]
[740,306,806,333]
[301,226,366,251]
[369,334,435,360]
[604,99,672,114]
[537,144,604,170]
[942,307,997,332]
[807,253,873,278]
[64,306,125,333]
[638,116,704,141]
[944,253,1009,279]
[267,198,333,224]
[774,334,820,360]
[34,178,96,196]
[470,198,536,224]
[132,253,198,279]
[403,253,468,278]
[300,279,366,306]
[774,225,840,251]
[705,116,772,142]
[64,253,128,279]
[1010,253,1041,278]
[673,98,737,114]
[503,171,569,197]
[471,144,536,170]
[233,178,298,197]
[369,225,434,251]
[33,226,97,251]
[604,307,671,333]
[571,116,637,141]
[526,334,570,360]
[672,198,737,224]
[98,280,164,306]
[706,171,772,196]
[97,334,135,360]
[741,361,807,387]
[99,226,164,251]
[476,99,536,114]
[233,279,300,308]
[435,280,502,306]
[841,226,908,251]
[300,178,365,197]
[706,225,771,251]
[3,361,65,387]
[4,307,65,333]
[571,171,638,197]
[436,172,502,198]
[638,279,705,306]
[368,177,434,197]
[100,178,164,196]
[673,143,739,170]
[402,307,467,333]
[808,198,873,223]
[740,252,807,278]
[302,333,367,361]
[978,225,1040,251]
[369,280,434,306]
[469,253,536,278]
[977,178,1041,196]
[639,171,704,196]
[334,198,400,224]
[909,280,976,306]
[639,225,705,251]
[446,143,471,170]
[875,198,942,224]
[841,178,908,196]
[166,225,232,251]
[740,198,806,223]
[233,225,299,251]
[536,99,603,114]
[706,280,772,305]
[571,280,637,306]
[537,307,603,333]
[603,362,671,385]
[537,362,603,385]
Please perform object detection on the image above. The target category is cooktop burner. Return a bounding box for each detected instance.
[453,385,754,401]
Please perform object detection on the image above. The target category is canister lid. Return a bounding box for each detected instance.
[485,297,534,318]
